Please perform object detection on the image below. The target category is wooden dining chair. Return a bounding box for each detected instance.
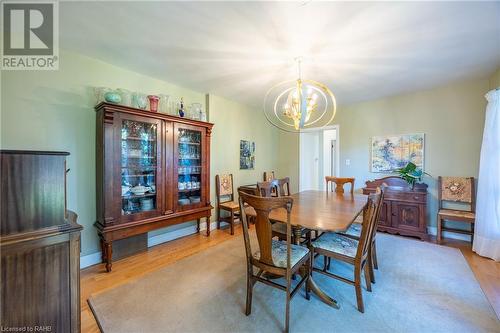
[257,179,279,197]
[264,170,276,181]
[437,176,475,244]
[311,188,383,313]
[276,177,291,196]
[258,178,307,244]
[215,174,240,235]
[238,191,311,333]
[339,185,387,282]
[326,177,355,194]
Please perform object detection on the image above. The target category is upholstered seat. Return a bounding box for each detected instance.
[219,201,239,210]
[341,222,362,238]
[312,232,359,258]
[438,209,475,220]
[253,240,310,268]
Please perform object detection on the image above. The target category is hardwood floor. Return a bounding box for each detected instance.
[80,227,500,332]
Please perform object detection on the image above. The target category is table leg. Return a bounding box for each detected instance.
[293,226,340,309]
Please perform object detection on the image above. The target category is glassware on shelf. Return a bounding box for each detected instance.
[190,103,202,120]
[147,95,160,112]
[94,87,111,104]
[159,94,170,113]
[118,88,132,107]
[132,92,148,109]
[121,119,158,215]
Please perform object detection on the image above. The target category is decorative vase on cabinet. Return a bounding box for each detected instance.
[95,102,214,272]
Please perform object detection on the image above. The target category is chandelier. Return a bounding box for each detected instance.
[263,57,336,132]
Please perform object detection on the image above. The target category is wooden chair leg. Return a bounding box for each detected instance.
[230,210,235,235]
[327,257,331,271]
[368,255,376,284]
[285,274,291,333]
[363,263,372,292]
[437,215,442,244]
[323,256,328,272]
[372,240,378,270]
[245,267,253,316]
[216,208,221,229]
[354,265,364,313]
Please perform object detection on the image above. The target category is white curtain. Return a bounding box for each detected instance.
[473,89,500,261]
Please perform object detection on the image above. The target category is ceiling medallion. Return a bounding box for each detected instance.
[263,57,336,132]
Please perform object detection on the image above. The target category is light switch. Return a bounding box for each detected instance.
[345,159,350,166]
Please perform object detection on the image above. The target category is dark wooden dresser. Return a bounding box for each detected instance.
[363,176,428,240]
[1,150,82,333]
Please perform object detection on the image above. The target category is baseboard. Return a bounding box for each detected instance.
[427,226,472,242]
[80,221,219,269]
[147,224,198,247]
[80,252,102,269]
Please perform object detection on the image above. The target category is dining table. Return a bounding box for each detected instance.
[244,190,368,308]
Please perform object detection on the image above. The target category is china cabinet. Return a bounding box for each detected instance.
[95,102,213,272]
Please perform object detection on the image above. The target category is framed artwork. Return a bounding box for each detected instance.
[371,133,424,172]
[240,140,255,170]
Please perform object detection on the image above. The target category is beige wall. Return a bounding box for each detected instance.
[335,77,490,229]
[490,67,500,89]
[277,131,300,193]
[208,93,279,202]
[276,76,492,230]
[0,50,279,255]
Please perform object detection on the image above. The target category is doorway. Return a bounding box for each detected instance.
[299,126,339,191]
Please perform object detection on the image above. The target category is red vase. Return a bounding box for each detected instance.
[147,95,160,112]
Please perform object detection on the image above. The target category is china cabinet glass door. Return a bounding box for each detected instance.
[119,116,163,220]
[174,124,205,211]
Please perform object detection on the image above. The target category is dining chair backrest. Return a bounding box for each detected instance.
[356,187,384,260]
[326,177,355,194]
[216,174,234,203]
[276,177,291,196]
[257,179,279,197]
[263,171,276,181]
[438,176,475,212]
[238,191,294,268]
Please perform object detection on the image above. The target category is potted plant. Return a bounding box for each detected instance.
[395,162,430,189]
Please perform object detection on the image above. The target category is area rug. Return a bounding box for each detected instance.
[89,233,499,333]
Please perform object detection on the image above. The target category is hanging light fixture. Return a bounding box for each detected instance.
[263,57,336,132]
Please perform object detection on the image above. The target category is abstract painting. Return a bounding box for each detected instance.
[240,140,255,170]
[371,133,424,172]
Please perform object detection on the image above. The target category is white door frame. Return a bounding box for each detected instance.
[299,125,340,191]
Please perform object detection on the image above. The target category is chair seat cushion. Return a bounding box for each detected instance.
[438,209,475,220]
[253,240,309,268]
[340,222,362,238]
[219,201,239,210]
[312,232,359,258]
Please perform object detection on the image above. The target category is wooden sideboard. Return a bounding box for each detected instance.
[95,102,214,272]
[1,150,82,332]
[363,176,428,240]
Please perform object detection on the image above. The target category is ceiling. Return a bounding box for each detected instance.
[60,1,500,107]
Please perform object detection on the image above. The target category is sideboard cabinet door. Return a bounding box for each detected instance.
[378,201,392,227]
[115,113,164,223]
[391,202,422,232]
